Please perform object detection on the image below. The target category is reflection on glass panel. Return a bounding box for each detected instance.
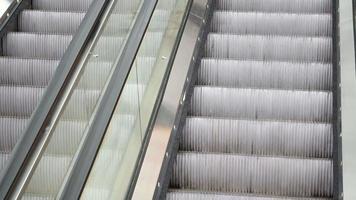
[21,0,144,199]
[81,0,189,199]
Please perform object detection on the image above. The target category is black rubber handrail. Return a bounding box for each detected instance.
[0,0,111,198]
[59,0,159,199]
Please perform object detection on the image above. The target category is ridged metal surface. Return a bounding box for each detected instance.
[181,117,333,158]
[211,12,332,36]
[2,0,176,198]
[167,190,332,200]
[190,87,333,122]
[216,0,332,13]
[168,0,335,199]
[197,59,333,90]
[171,153,333,197]
[206,34,332,63]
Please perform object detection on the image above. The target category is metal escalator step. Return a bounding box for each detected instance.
[101,14,135,35]
[0,152,10,172]
[59,89,100,120]
[0,87,98,120]
[190,86,333,122]
[197,59,332,91]
[23,155,71,195]
[77,56,155,90]
[112,0,175,13]
[32,0,142,13]
[111,0,143,14]
[90,36,126,61]
[35,120,87,155]
[211,12,331,37]
[80,188,109,200]
[0,86,44,117]
[216,0,332,14]
[131,56,156,85]
[45,114,134,155]
[0,117,86,156]
[19,10,85,34]
[0,117,28,153]
[206,34,332,63]
[21,194,53,200]
[117,83,146,115]
[100,114,135,150]
[32,0,93,12]
[2,33,72,59]
[137,32,164,57]
[155,0,177,11]
[181,117,333,158]
[61,83,145,120]
[76,61,113,90]
[0,58,58,87]
[104,10,171,35]
[171,152,333,197]
[167,190,332,200]
[85,149,124,189]
[91,32,163,61]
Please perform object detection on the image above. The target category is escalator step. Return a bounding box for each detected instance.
[216,0,332,14]
[0,86,44,117]
[2,33,72,59]
[0,153,10,172]
[24,155,71,194]
[21,194,53,200]
[45,114,134,155]
[59,89,100,120]
[0,117,28,153]
[211,12,331,36]
[32,0,93,12]
[104,10,171,35]
[206,34,332,63]
[190,86,333,122]
[181,117,332,158]
[197,59,332,91]
[171,152,333,197]
[167,190,332,200]
[18,10,85,34]
[0,58,58,86]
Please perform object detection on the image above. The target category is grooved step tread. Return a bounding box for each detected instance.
[167,190,332,200]
[181,116,333,158]
[216,0,332,14]
[189,86,333,123]
[171,152,333,197]
[206,34,332,63]
[198,59,332,91]
[211,11,332,37]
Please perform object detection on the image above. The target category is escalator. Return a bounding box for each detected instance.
[0,0,93,176]
[0,0,343,199]
[0,0,182,199]
[162,0,340,199]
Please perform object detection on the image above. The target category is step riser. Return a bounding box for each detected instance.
[3,33,72,59]
[216,0,332,14]
[171,153,333,197]
[198,59,333,90]
[212,12,332,37]
[206,34,332,63]
[181,118,333,158]
[190,87,333,122]
[167,191,332,200]
[19,11,85,34]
